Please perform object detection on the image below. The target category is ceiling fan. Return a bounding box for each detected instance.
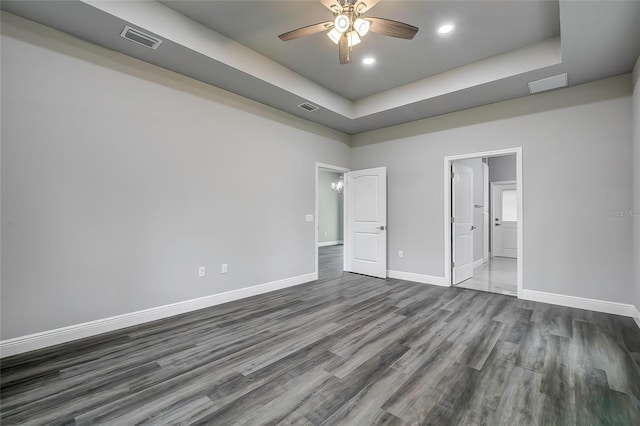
[278,0,419,64]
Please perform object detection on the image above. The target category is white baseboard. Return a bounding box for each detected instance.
[387,270,448,287]
[520,289,638,320]
[472,258,485,269]
[0,272,317,358]
[317,240,343,247]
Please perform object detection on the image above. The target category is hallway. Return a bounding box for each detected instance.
[455,257,517,296]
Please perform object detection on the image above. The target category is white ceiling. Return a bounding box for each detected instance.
[1,1,639,135]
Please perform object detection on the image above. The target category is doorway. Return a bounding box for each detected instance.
[315,163,388,280]
[444,149,522,297]
[316,163,349,280]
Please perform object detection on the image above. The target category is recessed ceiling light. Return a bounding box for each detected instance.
[362,57,376,65]
[438,24,454,34]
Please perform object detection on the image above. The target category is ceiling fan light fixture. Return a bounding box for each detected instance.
[354,18,371,36]
[278,1,419,65]
[327,28,342,44]
[438,24,454,34]
[334,14,350,33]
[347,31,361,47]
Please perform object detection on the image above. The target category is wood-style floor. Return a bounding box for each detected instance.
[1,244,639,425]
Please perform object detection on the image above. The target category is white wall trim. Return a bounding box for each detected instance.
[318,240,344,247]
[3,274,636,359]
[472,258,485,269]
[387,270,448,287]
[0,272,317,358]
[521,289,638,319]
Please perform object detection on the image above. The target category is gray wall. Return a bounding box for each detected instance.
[488,155,517,183]
[633,55,640,312]
[0,15,350,339]
[318,170,343,244]
[456,158,484,262]
[2,12,638,342]
[351,75,634,304]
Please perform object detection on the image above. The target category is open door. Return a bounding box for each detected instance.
[452,163,474,284]
[344,167,387,278]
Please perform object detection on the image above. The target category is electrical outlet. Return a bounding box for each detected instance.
[198,266,206,278]
[398,250,404,258]
[221,264,228,274]
[305,214,314,222]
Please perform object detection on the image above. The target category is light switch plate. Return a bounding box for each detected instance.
[305,214,314,222]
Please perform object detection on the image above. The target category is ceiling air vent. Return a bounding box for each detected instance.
[528,73,568,94]
[120,26,163,50]
[297,102,320,112]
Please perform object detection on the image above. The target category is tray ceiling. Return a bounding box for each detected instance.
[1,1,639,134]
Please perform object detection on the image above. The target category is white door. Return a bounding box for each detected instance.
[452,163,474,284]
[492,181,517,258]
[482,162,490,262]
[344,167,387,278]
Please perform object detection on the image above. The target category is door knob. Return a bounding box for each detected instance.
[471,226,476,230]
[495,223,501,226]
[376,226,386,230]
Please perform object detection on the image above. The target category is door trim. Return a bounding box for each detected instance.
[315,162,350,279]
[482,162,489,262]
[443,148,523,297]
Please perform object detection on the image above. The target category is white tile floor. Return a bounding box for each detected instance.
[455,257,517,296]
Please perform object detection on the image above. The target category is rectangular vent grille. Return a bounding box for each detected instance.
[298,102,319,112]
[528,73,568,94]
[120,26,163,50]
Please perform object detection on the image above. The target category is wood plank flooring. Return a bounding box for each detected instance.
[1,245,639,425]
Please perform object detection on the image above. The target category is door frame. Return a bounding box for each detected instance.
[490,180,517,258]
[315,162,350,279]
[443,148,523,296]
[482,161,490,262]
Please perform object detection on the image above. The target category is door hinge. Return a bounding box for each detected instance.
[451,167,455,179]
[450,217,455,223]
[452,261,455,267]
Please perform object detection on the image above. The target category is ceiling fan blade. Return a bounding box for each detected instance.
[318,0,342,13]
[368,17,419,40]
[339,34,352,64]
[278,21,334,41]
[354,0,379,14]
